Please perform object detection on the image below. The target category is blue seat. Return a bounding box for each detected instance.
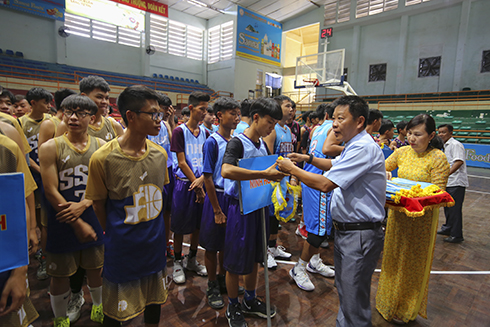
[185,78,190,83]
[180,77,185,82]
[0,49,2,54]
[6,50,14,56]
[195,80,199,84]
[15,51,24,58]
[159,74,164,79]
[169,76,174,80]
[164,75,169,79]
[152,73,158,78]
[190,79,195,83]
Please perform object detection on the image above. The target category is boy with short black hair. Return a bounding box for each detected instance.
[200,97,241,309]
[12,94,31,118]
[170,91,210,284]
[221,97,287,327]
[233,99,252,136]
[262,94,295,269]
[202,106,218,134]
[85,85,169,327]
[0,88,14,115]
[39,94,105,327]
[181,106,190,124]
[377,119,395,148]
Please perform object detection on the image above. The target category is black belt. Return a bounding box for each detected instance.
[333,220,382,231]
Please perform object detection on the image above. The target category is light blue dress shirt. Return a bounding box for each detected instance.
[325,130,386,223]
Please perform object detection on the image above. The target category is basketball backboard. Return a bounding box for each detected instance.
[294,49,345,89]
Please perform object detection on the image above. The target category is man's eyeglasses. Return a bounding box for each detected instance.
[132,110,164,121]
[64,110,91,119]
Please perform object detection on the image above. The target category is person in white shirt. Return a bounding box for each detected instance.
[437,124,469,243]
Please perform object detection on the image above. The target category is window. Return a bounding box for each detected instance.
[208,21,234,64]
[64,13,142,48]
[168,20,186,57]
[150,15,168,53]
[324,0,350,25]
[187,26,204,61]
[418,56,441,78]
[356,0,398,18]
[406,0,430,6]
[481,50,490,73]
[369,63,387,82]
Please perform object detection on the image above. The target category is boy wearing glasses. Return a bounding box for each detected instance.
[39,95,105,327]
[85,86,169,327]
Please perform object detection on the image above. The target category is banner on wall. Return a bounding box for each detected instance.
[464,143,490,169]
[109,0,168,17]
[0,0,65,21]
[236,6,282,67]
[66,0,145,31]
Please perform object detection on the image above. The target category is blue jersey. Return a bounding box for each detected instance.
[202,124,218,134]
[203,132,228,189]
[303,120,334,236]
[224,133,268,199]
[148,121,172,168]
[233,121,249,136]
[46,135,104,253]
[172,124,207,179]
[273,124,294,157]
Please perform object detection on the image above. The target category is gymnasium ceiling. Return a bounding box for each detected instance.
[162,0,327,22]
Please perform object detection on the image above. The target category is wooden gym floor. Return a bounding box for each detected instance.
[27,167,490,327]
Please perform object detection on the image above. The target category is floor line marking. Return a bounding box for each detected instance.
[467,190,490,195]
[468,174,490,180]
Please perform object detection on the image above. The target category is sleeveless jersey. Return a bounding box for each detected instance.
[207,132,228,189]
[148,121,172,168]
[273,124,293,157]
[85,139,169,284]
[303,120,333,236]
[233,121,249,136]
[50,116,62,136]
[45,135,104,253]
[19,113,50,166]
[0,111,31,154]
[202,124,218,134]
[89,116,117,141]
[172,124,207,179]
[224,133,268,199]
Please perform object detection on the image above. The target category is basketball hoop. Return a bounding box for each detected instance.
[303,78,320,87]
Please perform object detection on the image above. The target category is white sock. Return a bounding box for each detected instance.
[50,290,70,318]
[309,254,320,267]
[88,286,102,306]
[295,258,307,272]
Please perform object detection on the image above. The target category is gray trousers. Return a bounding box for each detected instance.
[334,227,384,327]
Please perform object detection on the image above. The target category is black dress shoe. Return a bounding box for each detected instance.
[437,230,450,236]
[444,236,464,243]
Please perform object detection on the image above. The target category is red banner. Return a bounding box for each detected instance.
[110,0,168,17]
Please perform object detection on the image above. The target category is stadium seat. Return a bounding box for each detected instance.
[457,132,469,136]
[395,115,405,119]
[480,139,490,144]
[152,73,158,78]
[475,121,486,125]
[481,132,490,137]
[466,138,479,143]
[460,126,471,130]
[186,78,190,83]
[0,49,2,54]
[455,138,466,142]
[6,49,14,56]
[15,51,24,58]
[195,80,199,84]
[159,74,163,78]
[405,115,414,120]
[452,120,463,124]
[190,79,195,83]
[164,75,169,79]
[170,76,174,80]
[469,132,481,137]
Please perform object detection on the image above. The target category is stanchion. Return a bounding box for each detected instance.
[261,207,271,327]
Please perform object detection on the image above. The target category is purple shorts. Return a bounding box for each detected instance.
[199,190,229,252]
[223,197,269,275]
[171,178,203,235]
[163,167,174,212]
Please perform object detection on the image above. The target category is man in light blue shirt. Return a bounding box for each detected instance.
[277,95,386,327]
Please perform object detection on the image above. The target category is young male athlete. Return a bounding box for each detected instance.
[170,91,210,284]
[147,93,175,258]
[0,87,14,115]
[232,99,251,136]
[19,87,53,280]
[12,95,31,118]
[56,76,124,140]
[262,95,295,269]
[85,85,169,327]
[0,124,39,327]
[39,95,105,327]
[202,106,218,134]
[221,97,287,327]
[287,103,336,292]
[200,97,240,309]
[286,100,301,153]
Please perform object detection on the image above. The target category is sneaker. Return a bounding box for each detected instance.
[307,259,335,278]
[184,255,208,276]
[53,317,70,327]
[207,281,224,310]
[173,260,186,284]
[320,239,329,248]
[90,303,104,323]
[36,254,48,281]
[226,302,247,327]
[269,245,291,260]
[67,291,85,323]
[289,266,315,291]
[266,250,277,270]
[166,241,175,259]
[241,297,276,319]
[295,224,307,240]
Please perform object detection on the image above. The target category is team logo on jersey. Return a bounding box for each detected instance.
[118,300,128,312]
[105,132,113,140]
[139,171,148,181]
[27,127,33,133]
[124,184,163,224]
[61,155,70,163]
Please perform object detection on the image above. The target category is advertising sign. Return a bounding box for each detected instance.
[236,6,282,67]
[110,0,167,17]
[66,0,145,31]
[0,173,28,274]
[464,143,490,169]
[0,0,65,21]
